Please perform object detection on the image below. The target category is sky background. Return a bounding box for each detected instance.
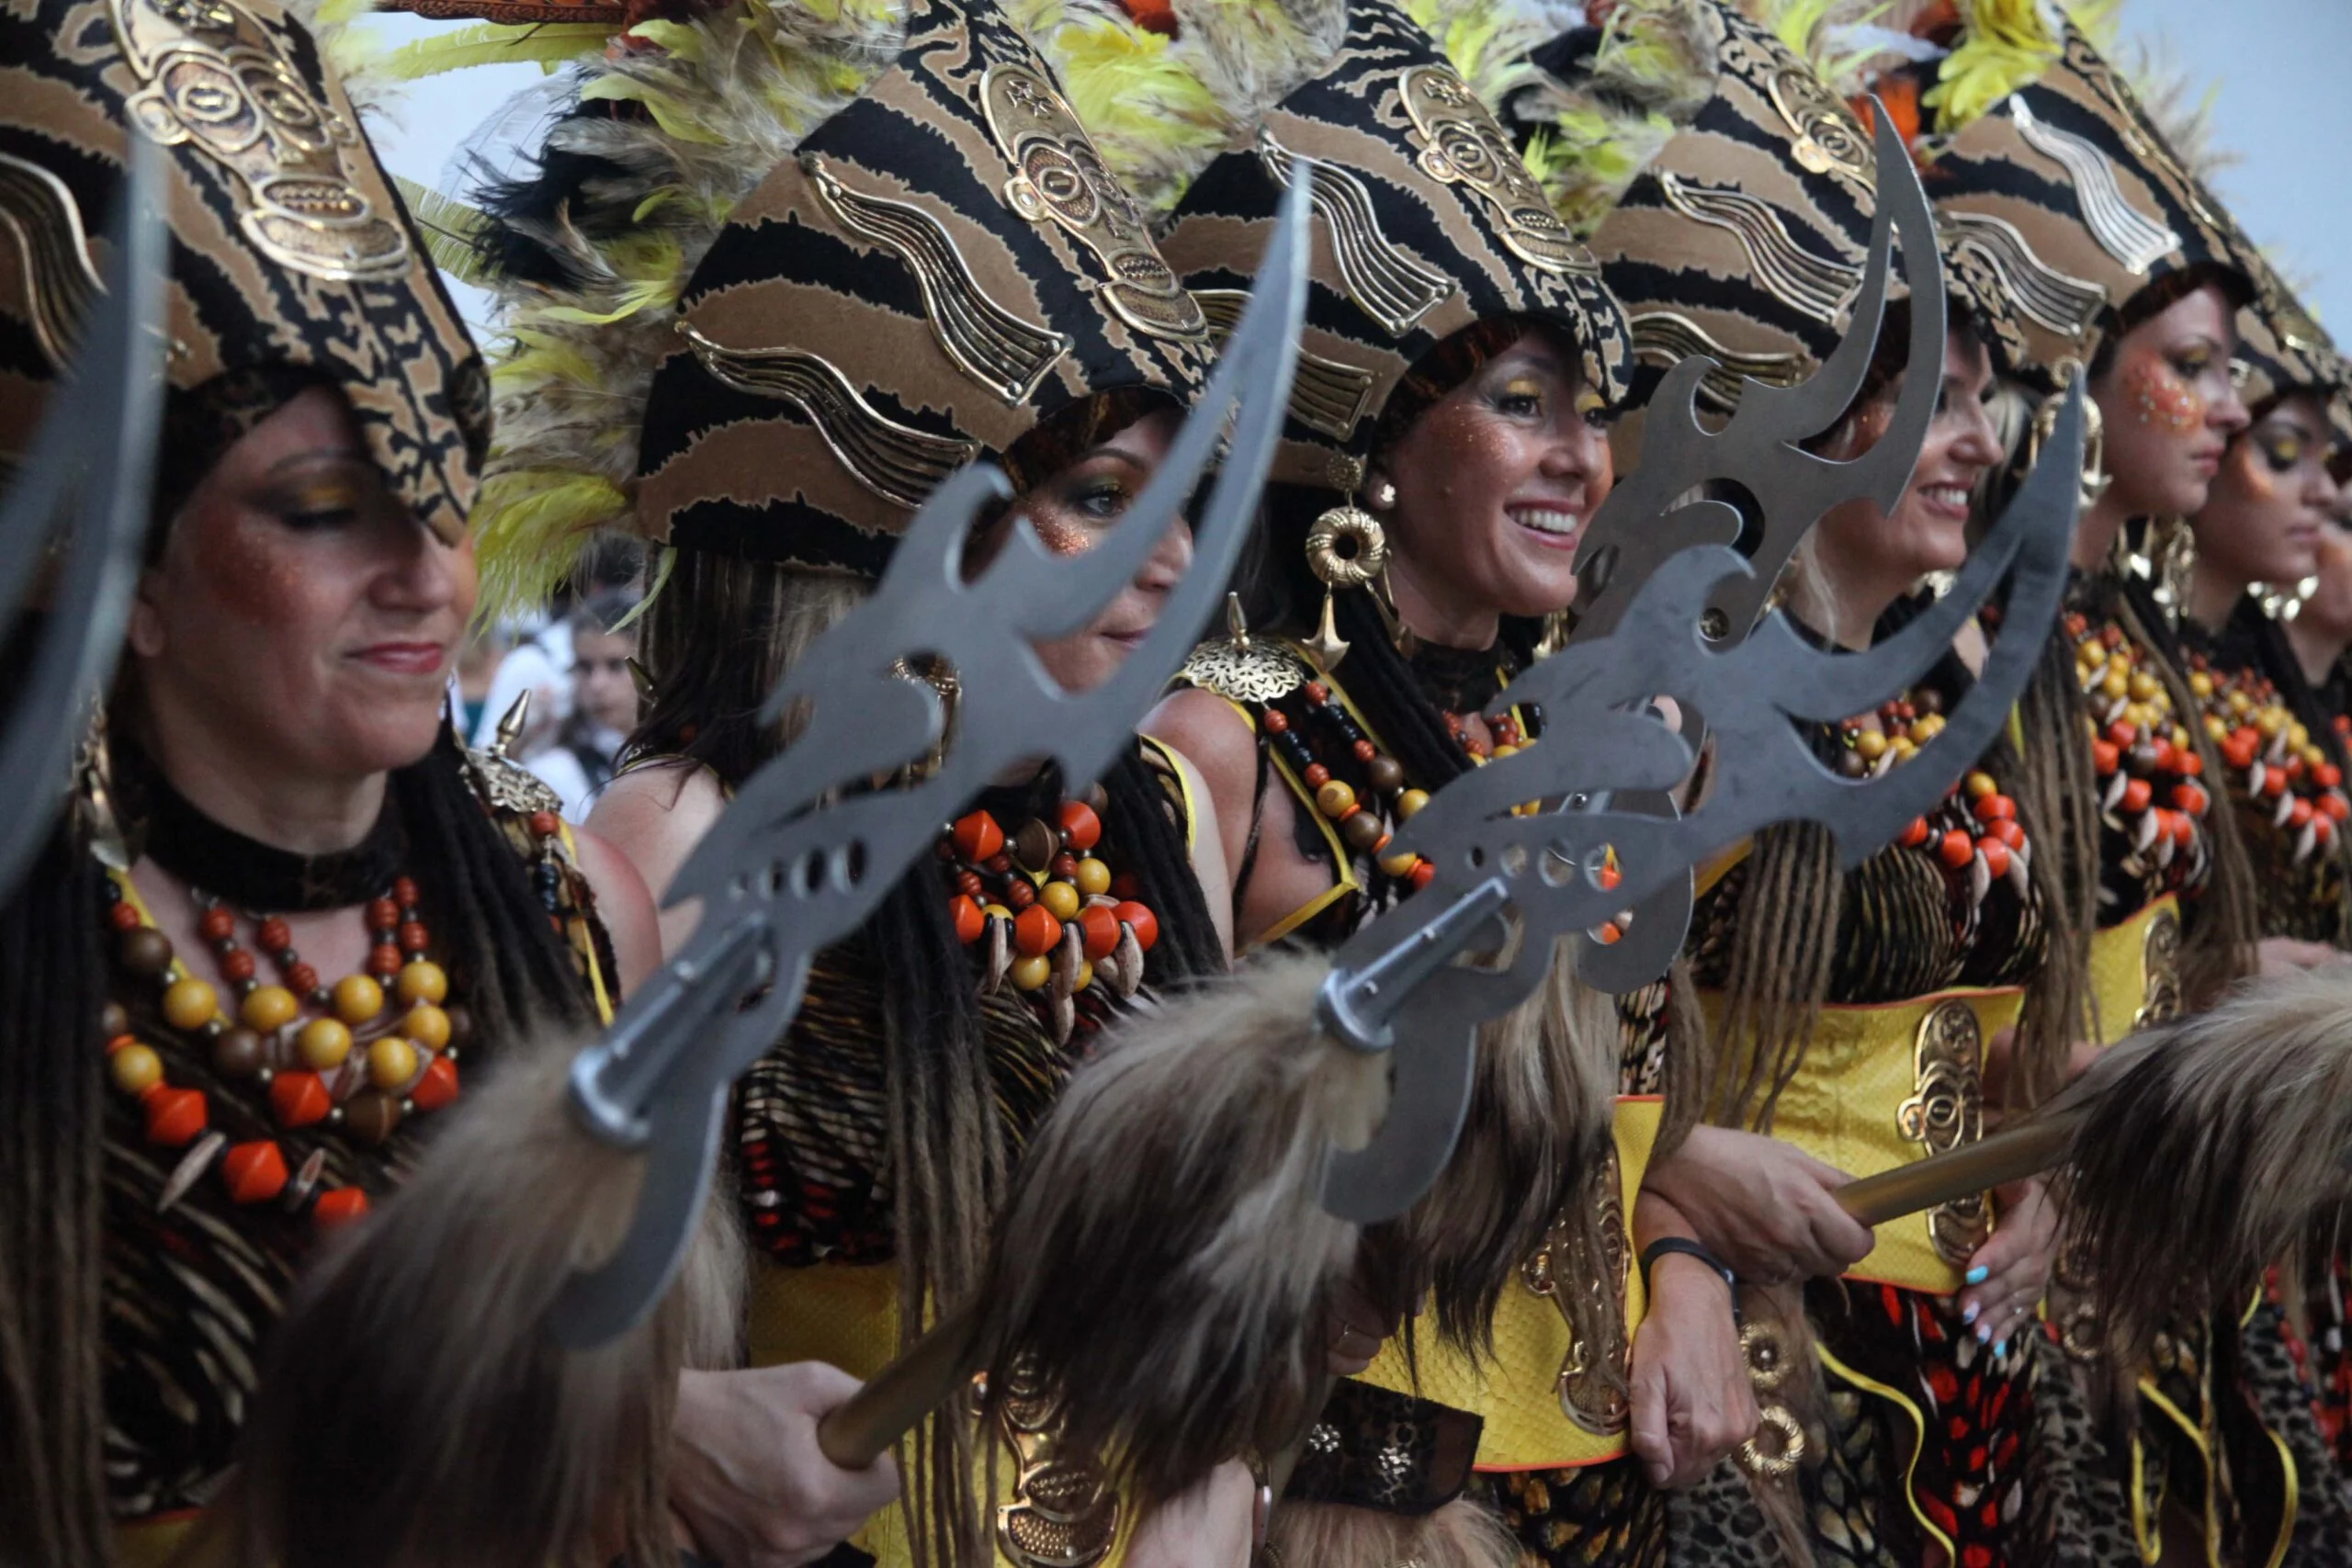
[365,0,2352,340]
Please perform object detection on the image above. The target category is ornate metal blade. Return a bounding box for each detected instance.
[0,141,167,899]
[1317,381,2087,1224]
[1569,102,1944,646]
[547,169,1317,1348]
[1565,100,1944,993]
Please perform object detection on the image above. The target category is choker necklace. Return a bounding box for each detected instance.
[1408,639,1510,716]
[136,759,407,913]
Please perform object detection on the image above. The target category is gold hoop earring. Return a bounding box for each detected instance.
[1302,501,1387,671]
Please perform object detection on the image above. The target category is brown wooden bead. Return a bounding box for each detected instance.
[1366,756,1406,795]
[120,928,174,976]
[443,1003,474,1050]
[1340,811,1385,852]
[100,1000,130,1040]
[342,1090,403,1145]
[1012,819,1059,874]
[211,1027,266,1079]
[1081,782,1110,816]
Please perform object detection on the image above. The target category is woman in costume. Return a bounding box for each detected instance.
[1123,0,1767,1557]
[1873,6,2352,1559]
[0,0,729,1558]
[1493,4,2082,1561]
[2173,271,2352,959]
[455,0,1252,1559]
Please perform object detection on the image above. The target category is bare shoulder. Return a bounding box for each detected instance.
[589,761,725,876]
[1143,688,1259,814]
[567,825,662,997]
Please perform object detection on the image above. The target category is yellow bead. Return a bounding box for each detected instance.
[2257,707,2288,738]
[162,977,219,1032]
[1890,736,1918,762]
[1396,788,1430,821]
[1039,880,1081,921]
[2290,722,2311,750]
[1491,743,1520,761]
[2206,715,2229,741]
[1315,780,1357,818]
[368,1034,419,1091]
[2129,671,2158,701]
[241,984,299,1032]
[394,960,447,1008]
[403,1003,451,1052]
[110,1042,163,1096]
[2228,690,2252,716]
[1073,960,1094,993]
[1073,857,1112,897]
[2077,640,2103,667]
[1010,953,1052,992]
[2100,670,2129,700]
[333,973,385,1026]
[297,1017,353,1071]
[2188,670,2215,698]
[1965,771,1996,798]
[981,903,1013,922]
[1853,729,1888,761]
[1377,848,1419,878]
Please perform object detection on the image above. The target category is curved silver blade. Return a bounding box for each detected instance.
[1318,381,2086,1224]
[0,140,167,898]
[548,169,1317,1348]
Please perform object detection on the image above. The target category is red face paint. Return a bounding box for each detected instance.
[2122,351,2203,434]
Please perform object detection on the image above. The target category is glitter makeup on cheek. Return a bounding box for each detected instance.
[2123,353,2203,434]
[1026,512,1095,558]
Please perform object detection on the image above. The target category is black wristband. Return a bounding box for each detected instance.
[1639,1235,1736,1295]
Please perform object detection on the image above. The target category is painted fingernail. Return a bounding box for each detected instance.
[1964,1265,1989,1285]
[1977,1322,1993,1343]
[1962,1301,1980,1325]
[1996,1338,2008,1357]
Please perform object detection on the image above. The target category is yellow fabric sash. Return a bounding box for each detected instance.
[1702,987,2024,1296]
[1359,1096,1664,1471]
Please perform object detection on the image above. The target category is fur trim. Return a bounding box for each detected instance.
[1266,1494,1518,1568]
[2053,966,2352,1370]
[973,956,1386,1504]
[1508,0,1717,237]
[222,1030,746,1568]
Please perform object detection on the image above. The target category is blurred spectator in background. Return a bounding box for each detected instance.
[526,588,642,820]
[462,537,644,754]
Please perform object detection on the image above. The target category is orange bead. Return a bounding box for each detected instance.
[1938,830,1974,869]
[2172,783,2206,815]
[1077,904,1120,961]
[1972,794,2015,823]
[2171,812,2195,846]
[1898,818,1930,849]
[1261,708,1288,735]
[2264,769,2289,798]
[952,811,1005,863]
[1978,839,2010,878]
[2177,749,2202,777]
[2327,795,2351,823]
[1113,901,1158,953]
[1594,921,1623,946]
[270,1071,333,1128]
[108,899,142,933]
[1408,861,1437,891]
[142,1085,208,1147]
[1996,819,2026,850]
[2290,798,2315,829]
[528,809,561,840]
[2091,740,2120,774]
[222,1140,289,1204]
[1013,905,1063,957]
[313,1188,370,1227]
[951,894,986,944]
[198,907,236,943]
[2120,778,2152,814]
[410,1054,460,1112]
[1058,800,1102,852]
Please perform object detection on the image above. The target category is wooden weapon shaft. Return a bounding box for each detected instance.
[815,1302,983,1470]
[1833,1116,2079,1227]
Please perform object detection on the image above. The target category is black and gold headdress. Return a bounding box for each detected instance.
[634,0,1208,577]
[1897,11,2250,384]
[2229,252,2351,449]
[1509,0,2030,412]
[1153,0,1634,491]
[0,0,487,540]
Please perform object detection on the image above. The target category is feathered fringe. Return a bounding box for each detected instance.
[433,0,904,621]
[2054,966,2352,1371]
[1266,1493,1519,1568]
[220,1030,747,1568]
[1505,0,1717,238]
[972,956,1385,1505]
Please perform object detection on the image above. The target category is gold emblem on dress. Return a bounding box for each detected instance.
[2134,903,2182,1029]
[980,64,1205,344]
[1256,130,1453,339]
[1178,634,1309,707]
[679,321,980,509]
[110,0,410,282]
[993,1356,1119,1568]
[805,155,1069,404]
[1397,65,1600,278]
[1897,998,1987,1265]
[1523,1146,1631,1437]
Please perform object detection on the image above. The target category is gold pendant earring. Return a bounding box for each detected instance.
[1302,500,1387,671]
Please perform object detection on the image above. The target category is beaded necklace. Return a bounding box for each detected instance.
[101,867,464,1226]
[2186,652,2351,863]
[2068,609,2214,884]
[1834,687,2034,912]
